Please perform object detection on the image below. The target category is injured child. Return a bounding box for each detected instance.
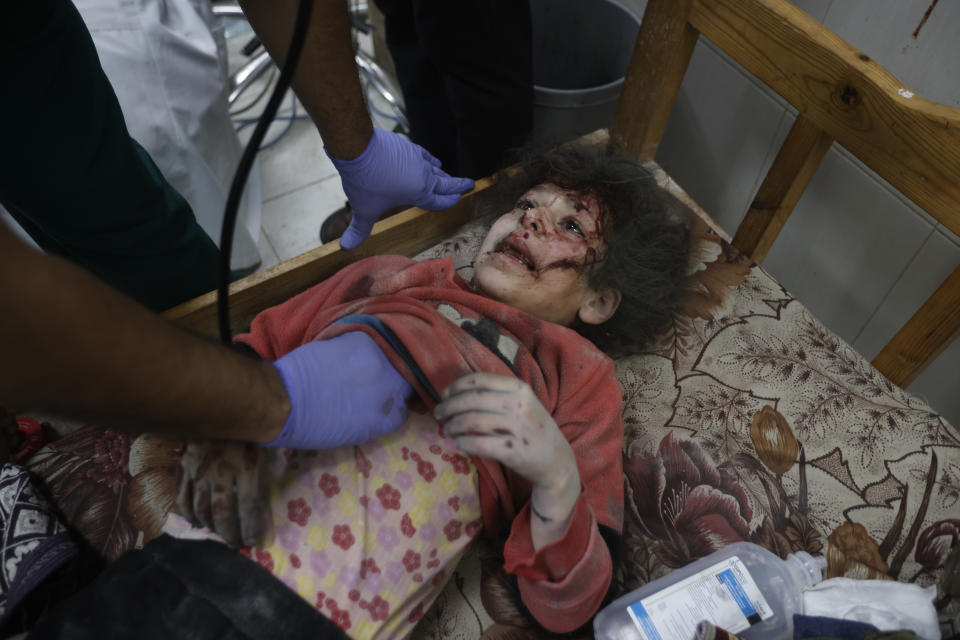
[173,142,691,638]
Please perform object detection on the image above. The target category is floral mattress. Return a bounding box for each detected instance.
[25,168,960,638]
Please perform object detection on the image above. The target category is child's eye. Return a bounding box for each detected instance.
[563,218,584,237]
[517,199,535,211]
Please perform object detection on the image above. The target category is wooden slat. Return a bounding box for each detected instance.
[872,265,960,388]
[689,0,960,237]
[164,129,612,338]
[733,114,833,262]
[164,178,492,338]
[612,0,699,162]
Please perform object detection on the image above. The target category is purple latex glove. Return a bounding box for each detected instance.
[327,128,475,250]
[264,331,413,449]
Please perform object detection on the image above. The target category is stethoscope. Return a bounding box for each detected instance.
[218,0,314,345]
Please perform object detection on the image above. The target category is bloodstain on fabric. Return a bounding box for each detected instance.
[355,448,373,478]
[379,396,394,415]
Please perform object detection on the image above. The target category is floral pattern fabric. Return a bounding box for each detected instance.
[242,411,482,640]
[408,168,960,639]
[20,165,960,638]
[0,463,77,624]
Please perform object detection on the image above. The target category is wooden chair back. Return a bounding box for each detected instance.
[611,0,960,387]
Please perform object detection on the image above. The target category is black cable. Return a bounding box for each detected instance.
[228,66,276,117]
[241,35,263,56]
[218,0,314,345]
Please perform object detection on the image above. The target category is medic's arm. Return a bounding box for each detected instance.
[0,221,289,442]
[237,0,473,250]
[238,0,373,160]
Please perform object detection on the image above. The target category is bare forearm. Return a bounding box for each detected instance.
[529,460,581,549]
[0,228,288,441]
[239,0,373,159]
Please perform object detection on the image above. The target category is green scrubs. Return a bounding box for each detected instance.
[0,0,221,312]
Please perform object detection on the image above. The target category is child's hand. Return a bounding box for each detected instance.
[434,372,581,529]
[176,440,268,548]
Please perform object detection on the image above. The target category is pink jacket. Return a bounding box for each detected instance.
[237,256,624,633]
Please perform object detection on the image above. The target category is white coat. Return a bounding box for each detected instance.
[75,0,263,270]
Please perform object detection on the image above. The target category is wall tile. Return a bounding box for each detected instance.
[615,0,645,19]
[821,0,960,108]
[256,229,281,272]
[655,41,790,233]
[260,176,347,262]
[907,328,960,430]
[255,119,338,203]
[762,148,933,343]
[846,226,959,426]
[789,0,834,22]
[615,0,958,428]
[853,229,958,359]
[612,0,833,24]
[936,222,960,247]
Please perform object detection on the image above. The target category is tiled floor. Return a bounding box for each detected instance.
[225,21,401,272]
[256,120,345,267]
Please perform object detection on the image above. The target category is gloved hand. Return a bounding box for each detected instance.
[327,128,475,250]
[265,331,413,449]
[176,440,266,547]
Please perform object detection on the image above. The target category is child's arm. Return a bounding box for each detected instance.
[434,372,582,549]
[434,371,622,633]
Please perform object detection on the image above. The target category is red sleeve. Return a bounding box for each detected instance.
[504,498,613,633]
[235,255,415,359]
[502,353,624,633]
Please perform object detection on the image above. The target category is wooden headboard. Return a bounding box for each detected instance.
[166,0,960,388]
[611,0,960,388]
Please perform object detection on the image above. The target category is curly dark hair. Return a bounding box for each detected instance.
[478,142,691,355]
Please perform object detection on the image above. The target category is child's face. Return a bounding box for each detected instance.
[474,183,612,326]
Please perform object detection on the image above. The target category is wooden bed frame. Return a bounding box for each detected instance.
[164,0,960,390]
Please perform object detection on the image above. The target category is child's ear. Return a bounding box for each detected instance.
[578,288,622,325]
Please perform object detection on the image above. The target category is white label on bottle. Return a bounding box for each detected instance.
[626,556,772,640]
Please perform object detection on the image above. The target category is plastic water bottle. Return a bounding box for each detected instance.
[594,542,826,640]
